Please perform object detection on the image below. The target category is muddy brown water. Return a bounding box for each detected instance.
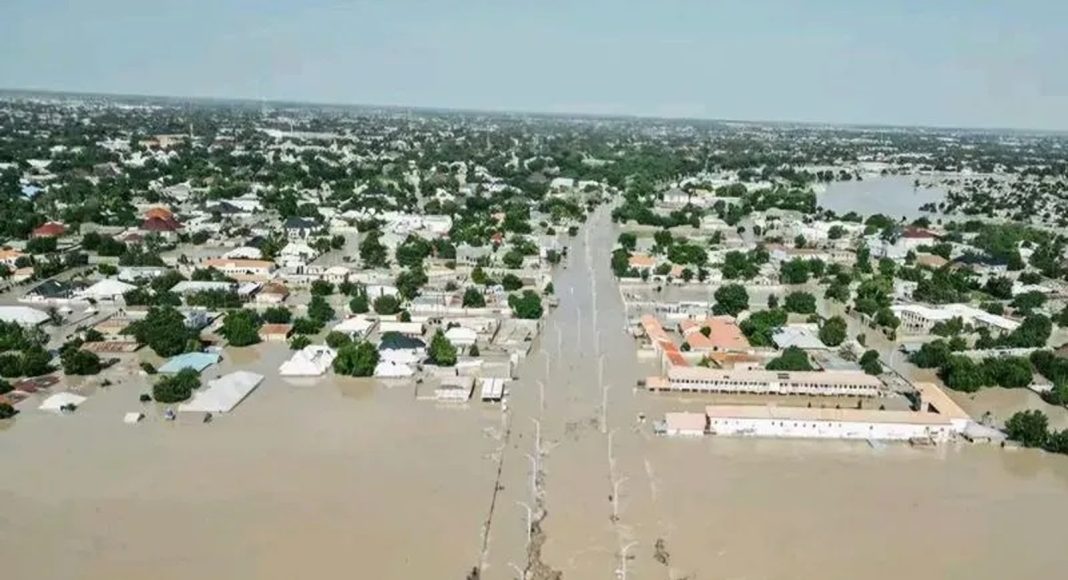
[3,207,1068,580]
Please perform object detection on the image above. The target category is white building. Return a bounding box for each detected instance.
[79,278,137,302]
[662,412,707,437]
[647,367,885,397]
[892,303,1020,335]
[332,316,376,338]
[202,258,275,281]
[279,345,337,377]
[374,360,415,378]
[0,305,50,326]
[703,383,969,442]
[444,326,478,348]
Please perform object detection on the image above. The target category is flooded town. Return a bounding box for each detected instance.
[4,91,1068,580]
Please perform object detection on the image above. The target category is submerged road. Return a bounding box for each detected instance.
[481,205,666,580]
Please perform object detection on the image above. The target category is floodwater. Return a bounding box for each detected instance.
[817,175,947,220]
[4,205,1068,580]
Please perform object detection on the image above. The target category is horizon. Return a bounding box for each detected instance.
[3,1,1068,132]
[3,86,1065,136]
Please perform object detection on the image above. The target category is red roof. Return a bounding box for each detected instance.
[144,207,175,220]
[902,227,938,239]
[31,222,66,238]
[140,216,182,232]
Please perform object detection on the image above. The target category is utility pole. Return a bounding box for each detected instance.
[619,541,638,580]
[516,502,533,550]
[612,477,629,520]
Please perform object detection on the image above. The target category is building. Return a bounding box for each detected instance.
[178,371,264,413]
[435,376,475,402]
[662,412,707,436]
[444,326,478,348]
[170,281,235,295]
[21,279,79,303]
[375,360,415,378]
[679,317,751,353]
[628,254,656,273]
[892,303,1019,335]
[480,378,506,402]
[0,249,26,268]
[158,352,221,374]
[255,282,290,304]
[259,323,293,342]
[283,217,321,239]
[279,345,336,376]
[378,332,426,365]
[647,366,885,397]
[0,305,50,326]
[703,383,969,441]
[78,278,137,302]
[202,258,275,281]
[379,320,425,337]
[771,326,827,350]
[31,221,67,239]
[140,215,183,238]
[332,316,376,338]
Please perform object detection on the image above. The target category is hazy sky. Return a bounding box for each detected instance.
[3,0,1068,129]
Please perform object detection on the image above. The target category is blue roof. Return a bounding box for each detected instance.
[159,352,221,374]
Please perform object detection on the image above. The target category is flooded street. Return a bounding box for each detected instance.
[4,206,1068,580]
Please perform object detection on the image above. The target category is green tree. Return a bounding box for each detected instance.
[325,331,352,349]
[1010,291,1047,315]
[501,273,524,291]
[740,309,788,347]
[333,341,379,376]
[859,350,882,375]
[153,368,200,404]
[508,290,544,319]
[0,402,16,419]
[395,267,428,300]
[262,306,293,324]
[983,276,1014,299]
[502,250,524,269]
[373,294,401,315]
[818,316,848,347]
[26,236,57,254]
[428,329,458,366]
[1005,410,1049,448]
[779,258,810,284]
[220,309,262,347]
[766,346,813,371]
[289,335,311,350]
[938,355,985,393]
[61,349,102,375]
[128,306,193,357]
[783,291,816,314]
[909,339,953,368]
[349,292,370,314]
[712,284,749,317]
[291,317,323,335]
[462,287,486,308]
[359,230,388,268]
[310,280,335,296]
[307,295,335,322]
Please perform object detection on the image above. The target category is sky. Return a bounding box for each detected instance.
[3,0,1068,130]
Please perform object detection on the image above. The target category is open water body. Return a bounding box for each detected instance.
[3,205,1068,579]
[817,175,947,221]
